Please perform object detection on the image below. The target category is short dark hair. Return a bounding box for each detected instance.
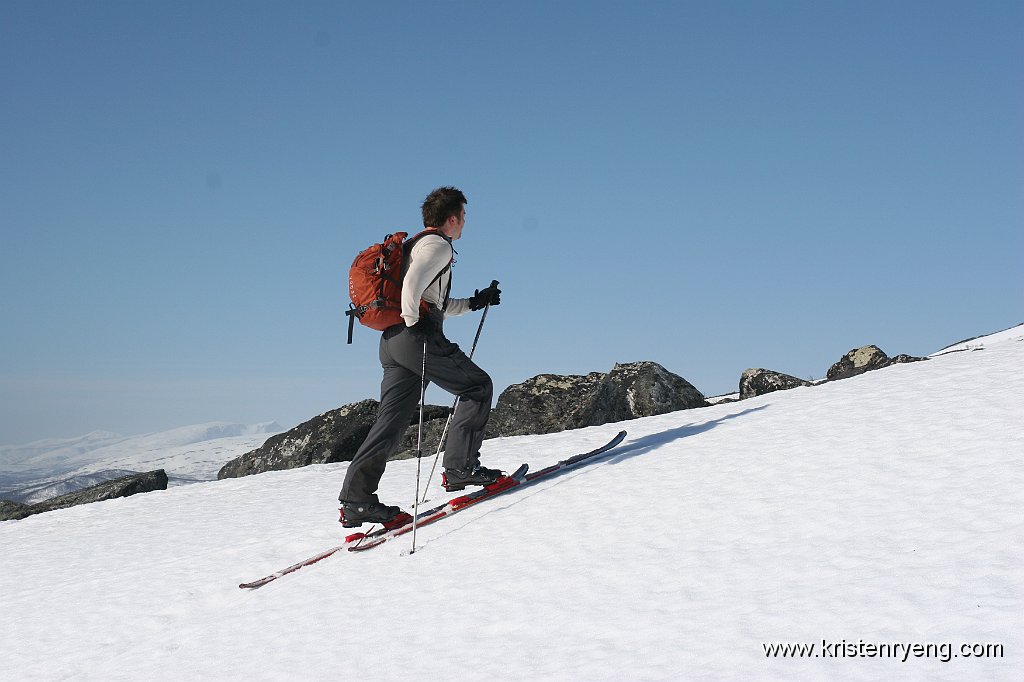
[421,186,467,228]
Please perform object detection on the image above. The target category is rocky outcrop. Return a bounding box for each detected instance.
[219,362,706,478]
[739,368,811,399]
[217,399,451,479]
[570,362,709,427]
[0,469,168,521]
[487,361,707,437]
[826,345,927,381]
[890,353,928,366]
[0,499,31,520]
[485,372,607,437]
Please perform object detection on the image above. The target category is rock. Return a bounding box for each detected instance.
[220,361,708,477]
[0,499,32,521]
[890,353,928,365]
[486,372,607,437]
[0,470,168,521]
[568,362,708,428]
[739,368,811,399]
[394,413,453,461]
[218,399,451,479]
[826,345,892,381]
[487,362,707,437]
[826,345,928,381]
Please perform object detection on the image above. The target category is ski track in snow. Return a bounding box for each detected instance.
[1,328,1022,680]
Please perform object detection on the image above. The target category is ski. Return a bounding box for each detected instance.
[237,472,525,589]
[344,463,530,551]
[239,430,627,588]
[237,511,415,589]
[239,544,348,589]
[347,429,627,552]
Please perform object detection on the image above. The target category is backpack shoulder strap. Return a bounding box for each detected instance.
[403,228,454,311]
[403,228,454,279]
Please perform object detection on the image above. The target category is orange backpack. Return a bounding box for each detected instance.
[345,229,451,343]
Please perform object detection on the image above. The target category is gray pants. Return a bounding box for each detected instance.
[339,318,493,503]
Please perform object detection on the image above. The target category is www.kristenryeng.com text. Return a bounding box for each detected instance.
[763,639,1004,663]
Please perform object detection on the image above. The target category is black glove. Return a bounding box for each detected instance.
[469,280,501,311]
[408,316,441,344]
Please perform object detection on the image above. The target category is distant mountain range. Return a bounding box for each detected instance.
[0,422,282,504]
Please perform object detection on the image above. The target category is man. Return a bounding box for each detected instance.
[339,186,503,527]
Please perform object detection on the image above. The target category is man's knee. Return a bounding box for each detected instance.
[461,372,492,404]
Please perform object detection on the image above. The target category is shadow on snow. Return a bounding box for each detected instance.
[409,405,770,551]
[604,404,769,466]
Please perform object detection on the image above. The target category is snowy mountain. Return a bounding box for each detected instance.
[0,422,282,503]
[5,468,145,505]
[1,326,1021,681]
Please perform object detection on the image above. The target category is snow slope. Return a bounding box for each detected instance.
[1,327,1021,681]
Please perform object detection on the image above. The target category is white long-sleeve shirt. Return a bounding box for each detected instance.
[401,233,470,326]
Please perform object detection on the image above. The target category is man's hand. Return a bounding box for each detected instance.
[469,280,501,311]
[408,316,441,344]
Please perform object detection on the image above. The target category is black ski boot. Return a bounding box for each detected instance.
[339,500,410,528]
[441,464,503,492]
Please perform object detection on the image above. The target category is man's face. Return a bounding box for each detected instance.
[444,206,466,240]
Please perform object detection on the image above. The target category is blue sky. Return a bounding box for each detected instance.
[2,0,1021,444]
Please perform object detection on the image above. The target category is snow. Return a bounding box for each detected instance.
[2,326,1022,680]
[931,322,1024,355]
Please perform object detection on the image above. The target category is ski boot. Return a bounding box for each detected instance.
[441,464,503,492]
[339,500,411,529]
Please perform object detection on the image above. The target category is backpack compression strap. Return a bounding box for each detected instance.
[345,303,362,344]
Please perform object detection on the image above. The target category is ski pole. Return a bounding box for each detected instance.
[410,337,428,555]
[419,281,497,502]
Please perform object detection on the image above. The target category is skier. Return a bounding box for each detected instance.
[339,186,503,526]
